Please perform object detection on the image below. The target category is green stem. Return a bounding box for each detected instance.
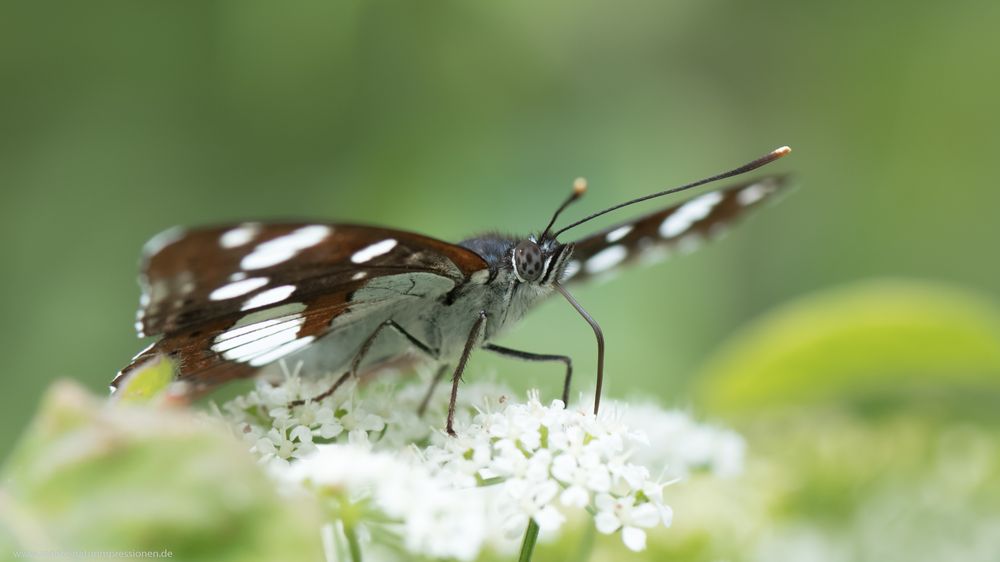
[518,519,541,562]
[344,523,363,562]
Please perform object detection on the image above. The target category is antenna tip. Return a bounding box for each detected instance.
[774,145,792,156]
[573,177,588,195]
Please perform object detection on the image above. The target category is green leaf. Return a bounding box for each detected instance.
[697,280,1000,414]
[112,354,175,403]
[0,380,325,562]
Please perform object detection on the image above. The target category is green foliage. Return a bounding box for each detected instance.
[0,381,325,562]
[673,279,1000,561]
[697,280,1000,415]
[112,355,175,404]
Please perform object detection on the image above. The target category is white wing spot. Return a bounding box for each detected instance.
[214,312,306,347]
[212,315,306,362]
[605,225,633,243]
[351,239,398,264]
[585,245,628,274]
[248,335,315,367]
[659,191,724,239]
[209,277,269,301]
[240,225,332,270]
[220,223,261,248]
[214,318,287,347]
[230,272,248,281]
[351,271,368,281]
[241,285,297,311]
[737,183,770,206]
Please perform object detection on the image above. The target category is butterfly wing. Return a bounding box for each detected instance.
[562,175,790,283]
[116,223,489,393]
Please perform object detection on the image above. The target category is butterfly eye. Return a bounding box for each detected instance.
[513,240,544,282]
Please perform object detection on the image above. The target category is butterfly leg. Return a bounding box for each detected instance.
[348,320,438,377]
[417,364,450,418]
[289,371,352,407]
[483,343,573,405]
[290,320,437,407]
[446,311,488,436]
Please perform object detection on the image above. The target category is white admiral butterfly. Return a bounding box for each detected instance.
[115,147,791,434]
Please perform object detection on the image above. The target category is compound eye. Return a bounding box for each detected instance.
[513,240,544,282]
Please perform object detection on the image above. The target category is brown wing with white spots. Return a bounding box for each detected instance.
[136,223,487,337]
[117,223,489,394]
[562,175,790,283]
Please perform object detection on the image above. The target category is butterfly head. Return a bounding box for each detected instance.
[501,176,586,286]
[510,237,574,286]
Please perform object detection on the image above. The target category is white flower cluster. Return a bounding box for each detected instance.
[221,374,388,465]
[217,367,745,559]
[220,366,510,465]
[423,391,673,552]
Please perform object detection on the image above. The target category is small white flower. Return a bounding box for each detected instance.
[253,427,315,463]
[491,442,552,483]
[291,400,344,439]
[289,424,313,445]
[489,411,542,452]
[594,493,665,551]
[551,452,610,507]
[499,478,564,536]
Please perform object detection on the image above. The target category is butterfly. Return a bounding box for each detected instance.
[115,146,791,434]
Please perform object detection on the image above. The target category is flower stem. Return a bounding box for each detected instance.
[518,519,541,562]
[344,523,363,562]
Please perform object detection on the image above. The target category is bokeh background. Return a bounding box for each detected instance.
[2,1,999,560]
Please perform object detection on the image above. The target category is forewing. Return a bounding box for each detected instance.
[562,175,790,283]
[116,223,489,393]
[136,223,487,337]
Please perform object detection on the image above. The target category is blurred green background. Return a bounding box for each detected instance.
[2,0,998,449]
[1,1,999,558]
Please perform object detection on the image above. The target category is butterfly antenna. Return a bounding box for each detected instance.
[554,282,605,415]
[539,177,588,241]
[552,146,791,238]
